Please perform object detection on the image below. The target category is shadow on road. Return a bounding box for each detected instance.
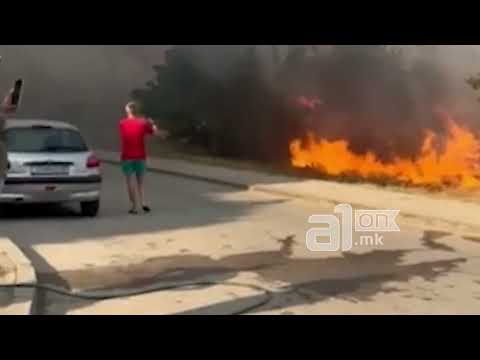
[40,236,467,315]
[2,164,471,314]
[0,164,290,248]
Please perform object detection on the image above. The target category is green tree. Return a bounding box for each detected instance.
[130,46,310,163]
[132,47,217,136]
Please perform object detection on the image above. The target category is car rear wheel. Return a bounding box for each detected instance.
[0,205,7,218]
[81,200,100,217]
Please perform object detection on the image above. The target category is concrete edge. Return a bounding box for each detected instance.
[0,238,37,315]
[252,185,480,237]
[0,238,36,285]
[101,158,250,190]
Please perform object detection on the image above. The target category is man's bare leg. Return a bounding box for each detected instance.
[126,175,139,213]
[136,174,150,212]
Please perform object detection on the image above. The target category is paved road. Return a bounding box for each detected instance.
[1,163,480,315]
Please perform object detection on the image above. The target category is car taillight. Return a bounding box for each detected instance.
[87,154,100,168]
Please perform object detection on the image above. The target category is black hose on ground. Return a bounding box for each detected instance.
[1,280,276,315]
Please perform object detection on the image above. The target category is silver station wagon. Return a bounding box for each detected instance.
[1,119,102,216]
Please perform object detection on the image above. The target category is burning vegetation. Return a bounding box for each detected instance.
[290,117,480,189]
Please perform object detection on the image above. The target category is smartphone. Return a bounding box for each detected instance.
[10,79,23,107]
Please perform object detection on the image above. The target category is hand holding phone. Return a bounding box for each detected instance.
[10,79,23,107]
[1,79,23,114]
[1,93,16,114]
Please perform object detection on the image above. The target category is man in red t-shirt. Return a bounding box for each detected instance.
[120,102,168,214]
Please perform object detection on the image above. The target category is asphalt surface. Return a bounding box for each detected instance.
[1,163,480,315]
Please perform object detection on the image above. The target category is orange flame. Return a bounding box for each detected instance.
[290,119,480,189]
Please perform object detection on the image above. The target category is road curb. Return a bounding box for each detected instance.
[100,158,250,190]
[97,150,480,236]
[0,238,37,315]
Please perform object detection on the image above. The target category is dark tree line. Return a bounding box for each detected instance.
[132,45,303,163]
[133,45,455,164]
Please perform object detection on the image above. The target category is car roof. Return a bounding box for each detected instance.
[5,119,79,131]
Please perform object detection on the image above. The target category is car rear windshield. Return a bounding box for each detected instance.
[6,127,88,153]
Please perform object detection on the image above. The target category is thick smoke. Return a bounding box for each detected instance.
[1,45,479,160]
[142,45,480,162]
[0,45,169,148]
[278,45,480,160]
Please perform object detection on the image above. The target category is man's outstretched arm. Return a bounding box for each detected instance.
[147,118,169,140]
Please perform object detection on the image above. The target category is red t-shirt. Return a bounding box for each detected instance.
[119,117,154,161]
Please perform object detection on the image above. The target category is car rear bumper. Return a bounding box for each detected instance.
[0,175,101,203]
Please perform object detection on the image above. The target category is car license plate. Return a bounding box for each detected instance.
[31,165,69,175]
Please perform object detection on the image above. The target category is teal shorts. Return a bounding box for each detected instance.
[121,160,146,177]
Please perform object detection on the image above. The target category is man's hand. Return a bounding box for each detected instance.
[147,118,170,140]
[157,129,170,140]
[155,125,170,140]
[1,89,17,115]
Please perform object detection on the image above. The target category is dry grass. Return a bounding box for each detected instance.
[147,139,300,176]
[146,139,480,203]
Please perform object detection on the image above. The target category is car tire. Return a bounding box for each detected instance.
[81,200,100,217]
[0,205,7,218]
